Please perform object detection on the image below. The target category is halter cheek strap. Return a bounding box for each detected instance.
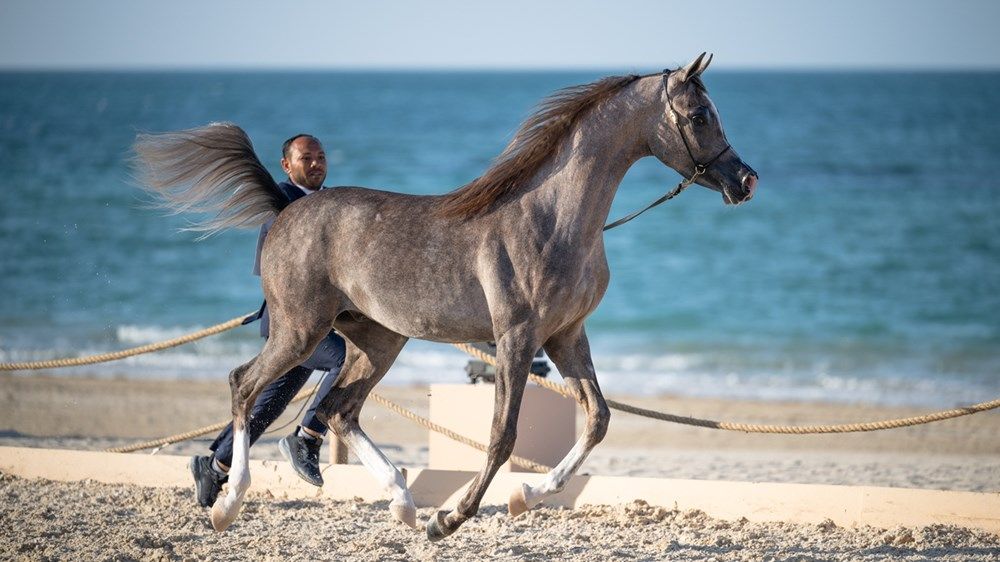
[661,69,732,177]
[603,70,731,231]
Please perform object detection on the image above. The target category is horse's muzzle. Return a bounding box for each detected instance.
[722,169,758,205]
[740,171,758,203]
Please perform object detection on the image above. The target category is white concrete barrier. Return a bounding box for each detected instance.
[428,383,576,472]
[1,446,996,534]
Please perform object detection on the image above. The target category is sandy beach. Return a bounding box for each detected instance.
[1,373,998,560]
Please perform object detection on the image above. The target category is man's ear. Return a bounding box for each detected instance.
[280,158,292,174]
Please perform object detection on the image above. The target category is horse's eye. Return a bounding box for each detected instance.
[691,114,707,127]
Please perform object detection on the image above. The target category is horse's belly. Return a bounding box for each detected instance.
[348,282,495,343]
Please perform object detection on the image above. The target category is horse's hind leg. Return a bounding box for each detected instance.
[207,356,254,524]
[509,323,609,516]
[210,316,329,532]
[313,317,415,527]
[426,326,537,541]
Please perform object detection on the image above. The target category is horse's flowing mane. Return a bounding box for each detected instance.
[436,74,641,218]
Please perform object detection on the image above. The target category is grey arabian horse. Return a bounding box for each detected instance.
[134,53,757,541]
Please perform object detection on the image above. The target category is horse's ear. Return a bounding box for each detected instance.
[678,52,713,83]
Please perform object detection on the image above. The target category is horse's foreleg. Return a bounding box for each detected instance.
[509,325,609,516]
[317,319,415,528]
[426,330,535,541]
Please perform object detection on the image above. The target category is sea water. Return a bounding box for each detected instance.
[0,70,997,408]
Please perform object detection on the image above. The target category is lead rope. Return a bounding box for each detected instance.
[603,168,701,231]
[604,68,727,231]
[452,342,1000,435]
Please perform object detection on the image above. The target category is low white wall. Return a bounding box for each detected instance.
[1,446,996,534]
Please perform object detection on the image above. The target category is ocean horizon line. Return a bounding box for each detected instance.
[1,65,999,74]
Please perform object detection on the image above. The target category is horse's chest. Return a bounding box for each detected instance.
[479,237,608,328]
[527,256,609,319]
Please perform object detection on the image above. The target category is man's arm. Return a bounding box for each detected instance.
[252,218,274,276]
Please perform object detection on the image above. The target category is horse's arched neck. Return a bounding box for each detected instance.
[523,80,657,243]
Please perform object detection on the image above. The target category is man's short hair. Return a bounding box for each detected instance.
[281,134,321,159]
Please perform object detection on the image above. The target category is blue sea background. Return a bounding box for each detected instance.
[0,70,997,408]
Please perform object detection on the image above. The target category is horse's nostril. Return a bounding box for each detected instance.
[743,173,757,191]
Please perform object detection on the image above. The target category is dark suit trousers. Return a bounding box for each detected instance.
[209,336,346,466]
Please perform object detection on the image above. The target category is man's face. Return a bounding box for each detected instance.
[281,137,327,190]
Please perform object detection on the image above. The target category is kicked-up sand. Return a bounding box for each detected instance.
[0,373,998,560]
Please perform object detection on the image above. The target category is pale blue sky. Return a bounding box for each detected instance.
[1,0,998,70]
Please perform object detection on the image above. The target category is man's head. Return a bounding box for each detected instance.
[281,134,327,190]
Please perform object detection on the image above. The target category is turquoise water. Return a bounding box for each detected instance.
[0,71,997,407]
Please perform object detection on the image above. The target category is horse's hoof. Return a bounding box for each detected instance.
[426,510,453,542]
[390,499,418,529]
[508,483,530,517]
[210,498,238,532]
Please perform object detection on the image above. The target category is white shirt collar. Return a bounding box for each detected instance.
[290,181,318,195]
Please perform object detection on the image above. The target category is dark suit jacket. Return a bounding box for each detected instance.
[249,181,344,371]
[252,181,310,279]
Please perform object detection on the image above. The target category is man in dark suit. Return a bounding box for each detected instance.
[190,134,347,508]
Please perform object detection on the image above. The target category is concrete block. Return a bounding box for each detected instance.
[428,383,576,472]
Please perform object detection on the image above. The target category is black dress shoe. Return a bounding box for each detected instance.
[279,431,324,486]
[190,455,228,507]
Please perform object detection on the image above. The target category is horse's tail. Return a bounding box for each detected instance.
[132,122,287,235]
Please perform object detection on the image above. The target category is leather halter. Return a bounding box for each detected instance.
[604,69,732,231]
[660,69,733,179]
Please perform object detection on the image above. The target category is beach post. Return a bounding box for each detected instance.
[428,382,575,472]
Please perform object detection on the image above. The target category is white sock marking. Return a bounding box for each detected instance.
[341,427,414,511]
[219,427,250,516]
[523,436,590,508]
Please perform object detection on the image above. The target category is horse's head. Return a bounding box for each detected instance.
[647,53,758,205]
